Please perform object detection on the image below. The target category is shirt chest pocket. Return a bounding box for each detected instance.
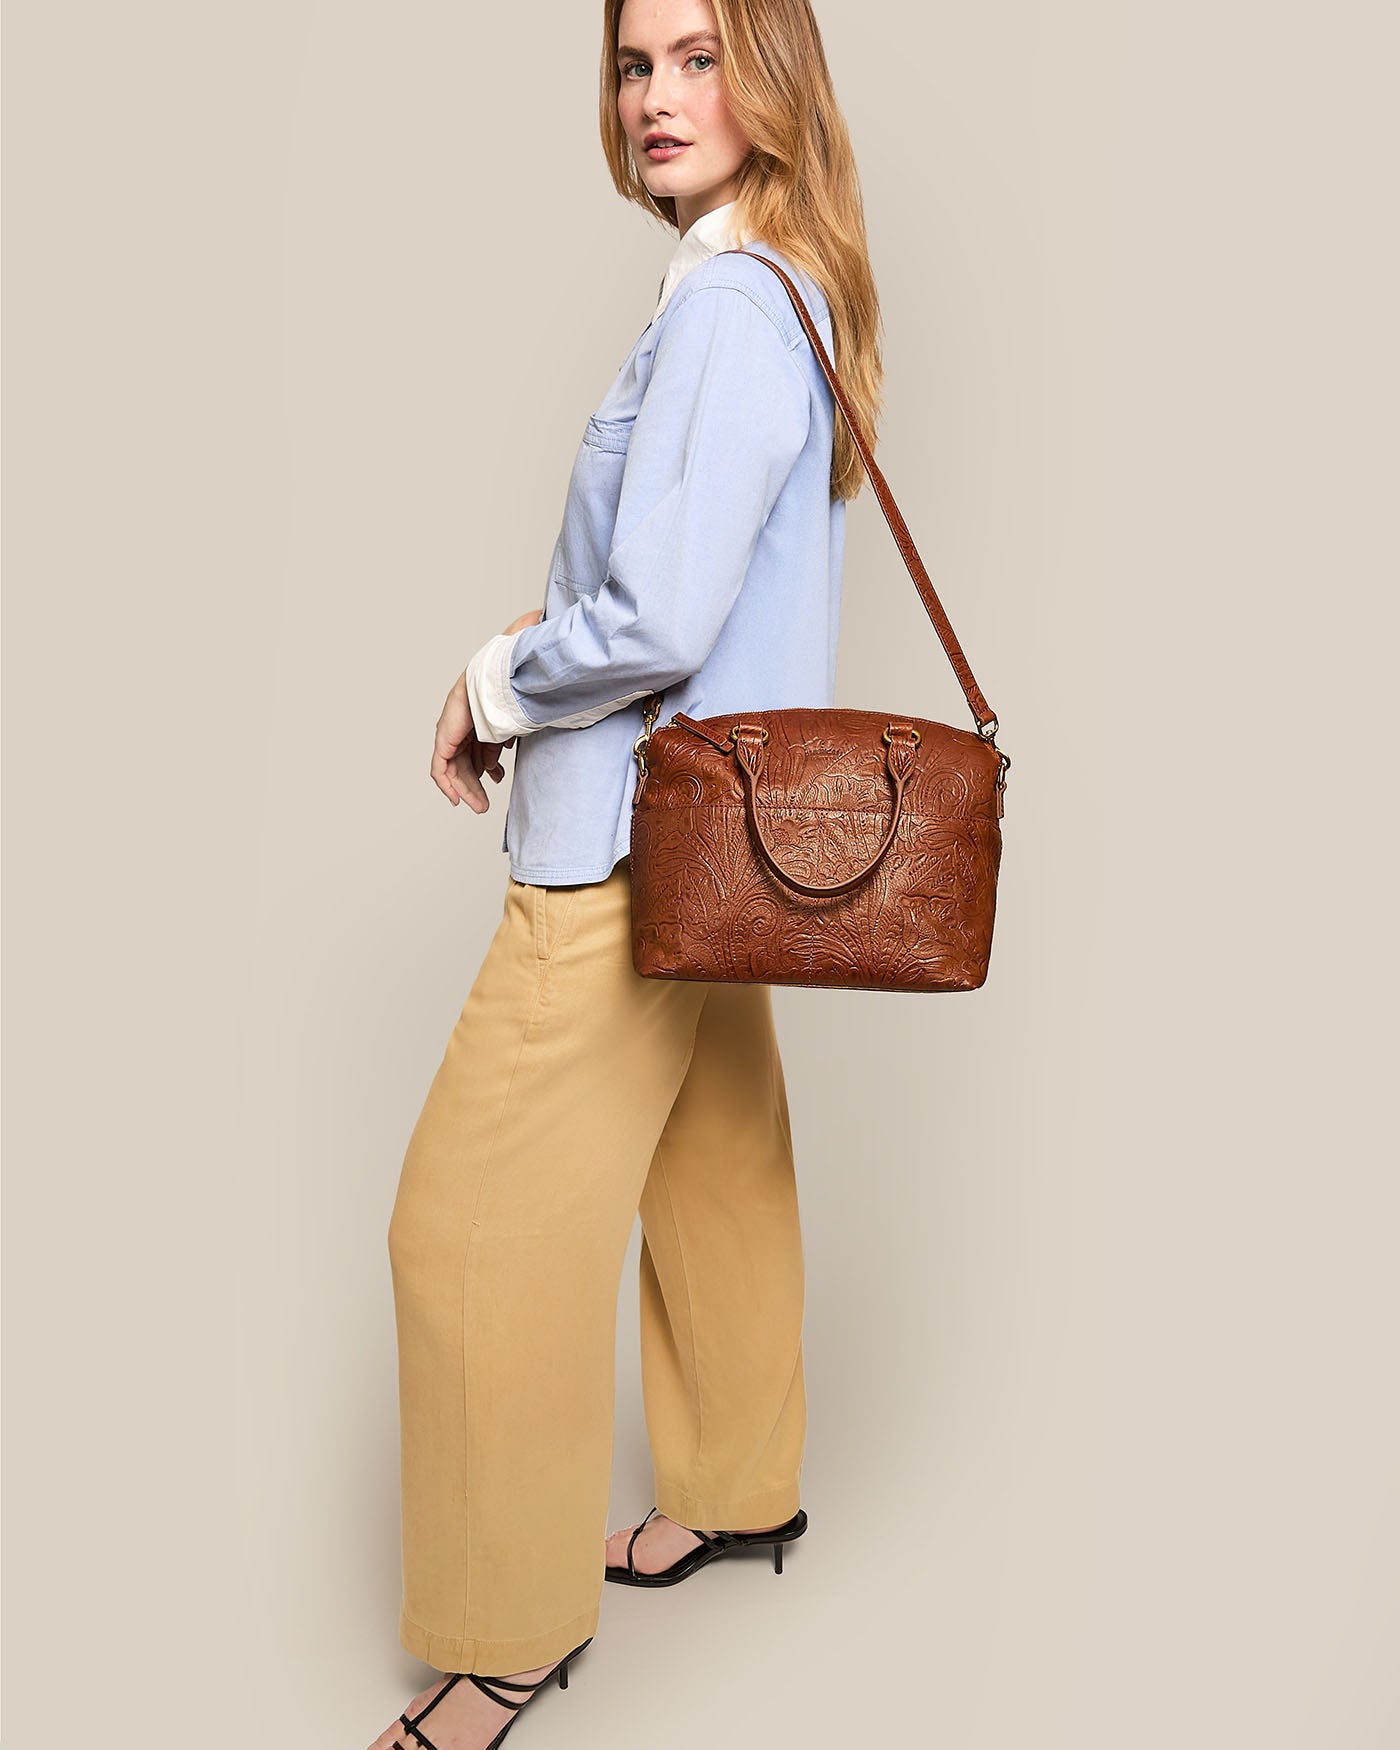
[550,410,637,602]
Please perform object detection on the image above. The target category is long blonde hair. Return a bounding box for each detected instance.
[599,0,884,502]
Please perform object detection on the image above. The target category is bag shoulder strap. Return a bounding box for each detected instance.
[720,247,999,739]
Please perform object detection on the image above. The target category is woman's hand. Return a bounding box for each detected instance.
[431,609,544,812]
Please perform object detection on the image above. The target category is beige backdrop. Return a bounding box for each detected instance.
[5,1,1397,1743]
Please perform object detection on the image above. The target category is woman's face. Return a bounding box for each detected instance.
[616,0,751,234]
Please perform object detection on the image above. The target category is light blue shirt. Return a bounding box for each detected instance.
[482,228,846,884]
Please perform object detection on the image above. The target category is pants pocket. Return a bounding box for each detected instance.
[533,881,583,965]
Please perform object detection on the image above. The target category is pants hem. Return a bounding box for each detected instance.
[652,1478,802,1530]
[398,1598,601,1675]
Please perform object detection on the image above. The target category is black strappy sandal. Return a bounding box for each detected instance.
[604,1505,808,1587]
[393,1635,593,1750]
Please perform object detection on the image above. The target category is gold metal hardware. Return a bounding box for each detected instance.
[632,696,664,777]
[882,724,921,745]
[729,722,770,743]
[976,715,999,741]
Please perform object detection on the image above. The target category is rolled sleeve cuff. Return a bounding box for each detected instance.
[464,630,538,743]
[470,623,664,738]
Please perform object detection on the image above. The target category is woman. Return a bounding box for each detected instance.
[371,1,882,1745]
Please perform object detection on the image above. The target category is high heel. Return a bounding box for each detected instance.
[604,1505,809,1587]
[393,1635,593,1750]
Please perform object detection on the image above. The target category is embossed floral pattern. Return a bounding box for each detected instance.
[630,707,1005,992]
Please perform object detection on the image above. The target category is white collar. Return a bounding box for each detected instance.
[653,199,751,321]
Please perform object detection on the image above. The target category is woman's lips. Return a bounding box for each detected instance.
[645,141,690,161]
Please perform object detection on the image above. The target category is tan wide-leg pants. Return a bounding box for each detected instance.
[387,856,806,1674]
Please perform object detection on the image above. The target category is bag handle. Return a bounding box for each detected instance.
[730,720,921,897]
[639,247,1001,741]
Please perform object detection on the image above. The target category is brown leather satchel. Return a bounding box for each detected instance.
[629,248,1010,993]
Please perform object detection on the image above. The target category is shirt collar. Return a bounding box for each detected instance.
[652,199,751,321]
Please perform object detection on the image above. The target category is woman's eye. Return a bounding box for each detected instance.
[621,52,716,78]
